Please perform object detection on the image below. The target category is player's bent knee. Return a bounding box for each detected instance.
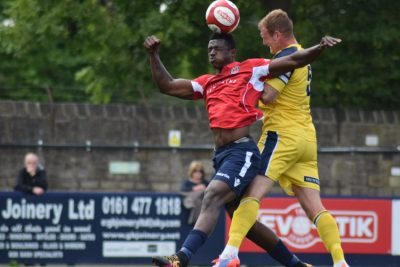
[243,175,274,200]
[293,185,325,219]
[202,188,228,211]
[299,203,325,220]
[204,181,235,204]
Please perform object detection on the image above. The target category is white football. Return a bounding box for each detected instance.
[205,0,240,33]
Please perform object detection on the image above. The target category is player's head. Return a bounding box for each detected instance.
[208,32,236,71]
[258,9,294,54]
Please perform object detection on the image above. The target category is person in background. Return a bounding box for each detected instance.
[181,161,208,225]
[181,160,208,192]
[14,152,48,196]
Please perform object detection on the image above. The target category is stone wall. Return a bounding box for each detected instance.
[0,100,399,197]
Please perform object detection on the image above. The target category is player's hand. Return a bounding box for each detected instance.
[319,36,342,49]
[144,35,161,54]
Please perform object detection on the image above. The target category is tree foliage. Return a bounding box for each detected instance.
[292,0,400,109]
[0,0,398,108]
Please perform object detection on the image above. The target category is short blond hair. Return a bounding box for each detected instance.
[258,9,294,38]
[187,160,205,178]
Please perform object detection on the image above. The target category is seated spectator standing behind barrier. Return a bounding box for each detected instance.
[181,161,209,224]
[14,153,48,196]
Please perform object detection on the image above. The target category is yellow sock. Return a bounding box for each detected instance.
[314,210,345,264]
[227,197,260,248]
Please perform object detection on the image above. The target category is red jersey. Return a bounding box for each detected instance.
[191,58,271,129]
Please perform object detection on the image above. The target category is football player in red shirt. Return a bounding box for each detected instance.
[145,33,340,267]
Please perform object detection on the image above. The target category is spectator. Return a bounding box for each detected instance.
[181,161,208,224]
[14,153,48,196]
[180,160,208,192]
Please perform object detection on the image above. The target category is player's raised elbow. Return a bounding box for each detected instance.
[156,79,176,95]
[158,79,194,100]
[158,85,176,96]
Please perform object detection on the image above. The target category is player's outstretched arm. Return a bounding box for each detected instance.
[268,36,341,77]
[144,35,194,99]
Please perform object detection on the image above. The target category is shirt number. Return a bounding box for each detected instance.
[306,65,312,96]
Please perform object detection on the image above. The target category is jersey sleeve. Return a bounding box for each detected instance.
[266,46,298,92]
[266,73,292,93]
[191,74,210,100]
[248,58,274,86]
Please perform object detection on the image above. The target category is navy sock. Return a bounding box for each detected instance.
[179,229,208,261]
[268,239,301,267]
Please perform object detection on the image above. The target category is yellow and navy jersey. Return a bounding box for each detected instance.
[259,44,316,140]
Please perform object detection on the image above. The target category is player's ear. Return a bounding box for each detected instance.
[273,30,280,40]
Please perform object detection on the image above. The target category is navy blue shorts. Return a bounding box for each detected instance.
[212,138,261,197]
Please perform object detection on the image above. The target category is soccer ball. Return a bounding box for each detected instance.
[205,0,240,33]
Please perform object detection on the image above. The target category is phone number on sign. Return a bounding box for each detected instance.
[101,196,181,216]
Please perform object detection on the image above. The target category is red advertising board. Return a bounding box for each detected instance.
[226,198,392,254]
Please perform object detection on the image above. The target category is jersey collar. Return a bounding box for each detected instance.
[273,43,302,58]
[220,61,240,74]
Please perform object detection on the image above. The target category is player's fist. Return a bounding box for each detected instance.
[319,36,342,49]
[144,35,161,54]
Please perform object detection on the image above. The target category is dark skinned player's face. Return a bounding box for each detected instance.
[208,39,235,71]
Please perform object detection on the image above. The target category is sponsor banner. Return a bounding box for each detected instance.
[392,200,400,255]
[0,192,206,264]
[228,197,392,254]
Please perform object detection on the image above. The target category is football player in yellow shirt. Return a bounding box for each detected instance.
[218,9,349,267]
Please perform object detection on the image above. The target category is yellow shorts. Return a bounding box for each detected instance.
[258,130,320,195]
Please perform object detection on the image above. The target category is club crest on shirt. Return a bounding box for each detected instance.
[231,66,240,74]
